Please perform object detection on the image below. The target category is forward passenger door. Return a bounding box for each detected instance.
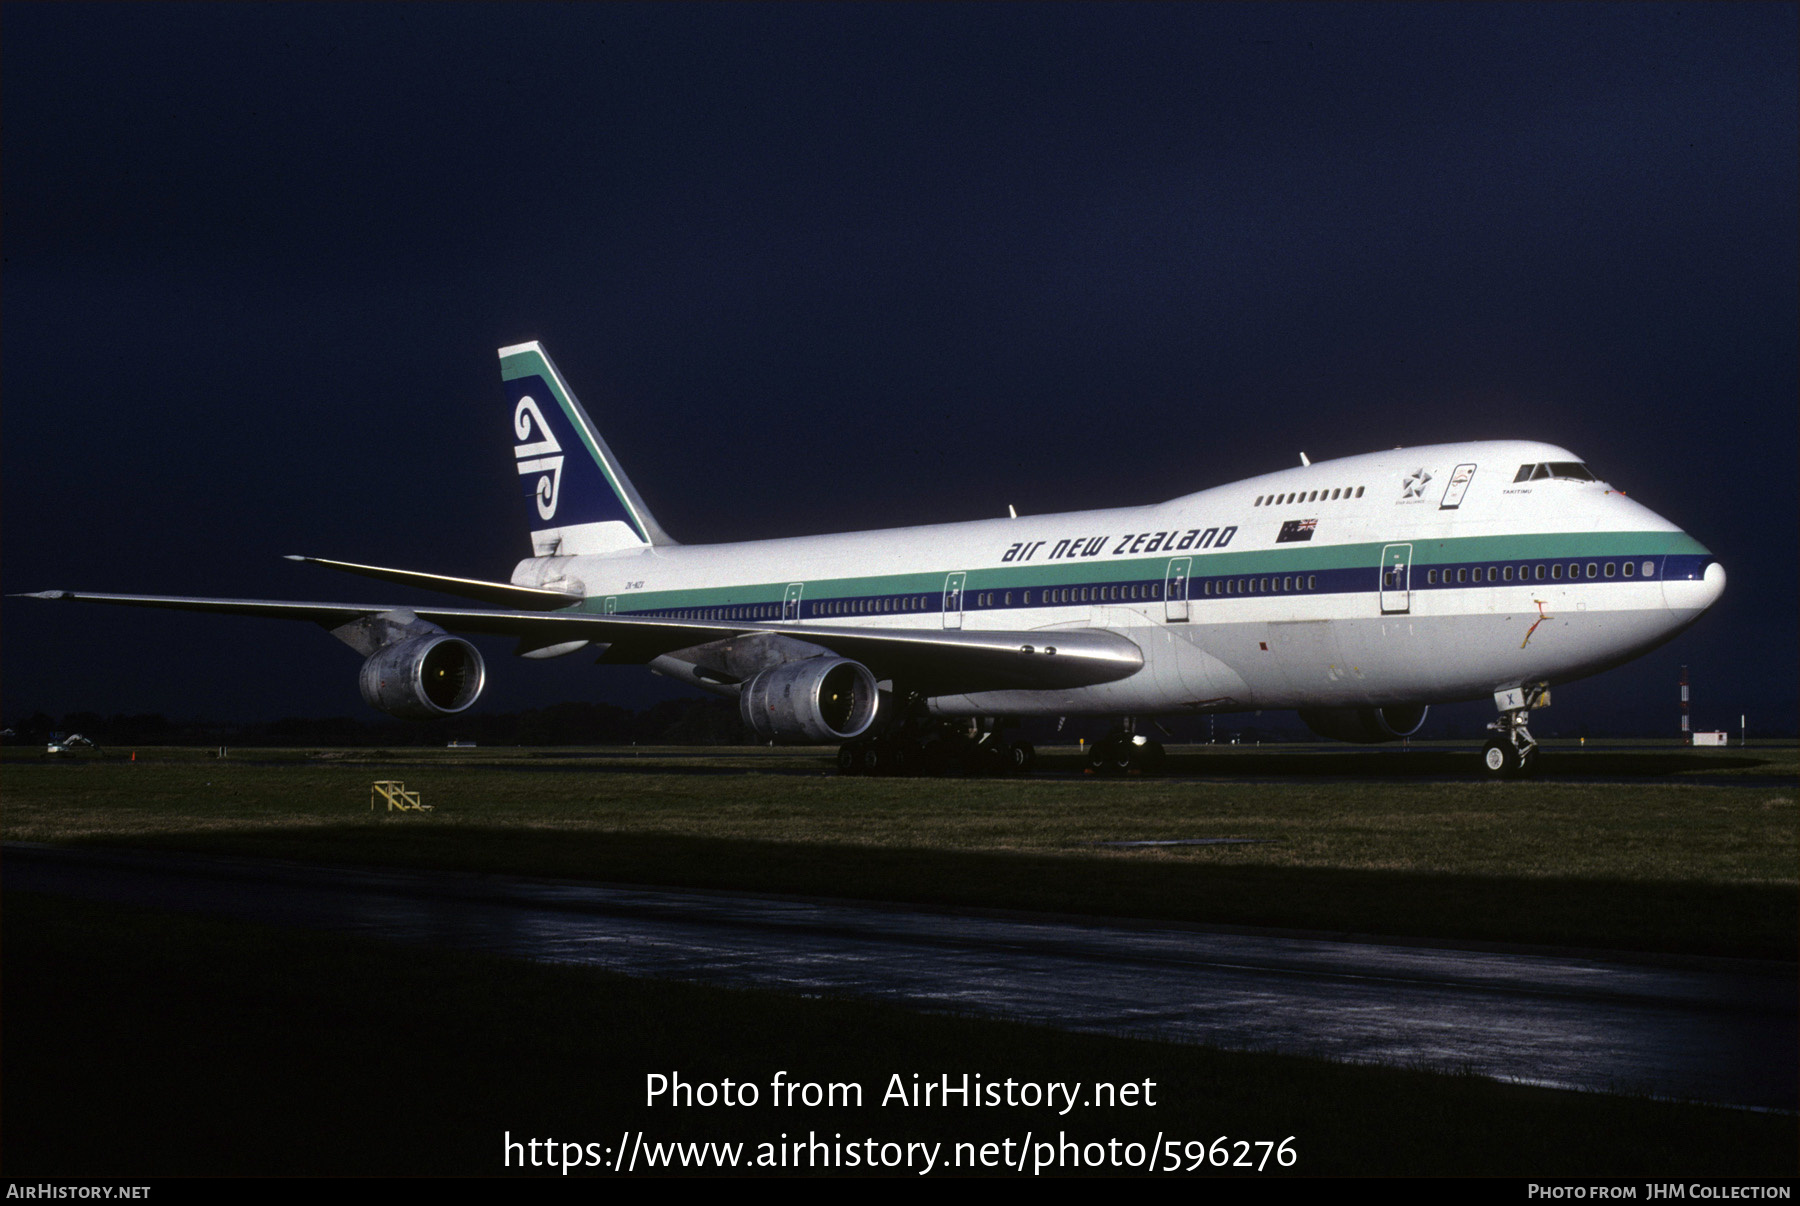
[1379,544,1412,614]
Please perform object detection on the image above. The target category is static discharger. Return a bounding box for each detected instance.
[372,780,431,812]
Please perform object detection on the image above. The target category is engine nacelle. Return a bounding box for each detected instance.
[358,635,486,719]
[739,657,879,743]
[1297,704,1429,744]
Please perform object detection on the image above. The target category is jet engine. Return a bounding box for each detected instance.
[1297,704,1429,744]
[740,657,879,743]
[358,635,486,719]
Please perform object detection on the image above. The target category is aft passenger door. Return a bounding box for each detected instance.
[1379,544,1412,614]
[783,582,804,621]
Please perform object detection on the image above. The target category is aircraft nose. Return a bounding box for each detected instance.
[1662,559,1725,616]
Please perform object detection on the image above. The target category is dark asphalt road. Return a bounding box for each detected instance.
[7,842,1793,1111]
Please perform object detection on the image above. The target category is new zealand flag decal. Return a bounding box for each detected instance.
[1277,519,1317,543]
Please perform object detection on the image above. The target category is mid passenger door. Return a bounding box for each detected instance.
[1379,544,1412,614]
[1164,557,1192,623]
[942,572,966,629]
[783,582,804,621]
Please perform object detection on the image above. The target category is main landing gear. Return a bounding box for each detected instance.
[837,719,1036,778]
[1483,685,1545,779]
[1086,729,1165,776]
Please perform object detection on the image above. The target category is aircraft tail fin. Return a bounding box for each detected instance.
[498,341,678,556]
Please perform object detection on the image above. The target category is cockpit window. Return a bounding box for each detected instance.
[1515,462,1597,482]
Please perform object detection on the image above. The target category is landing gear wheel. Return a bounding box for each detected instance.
[1481,737,1521,779]
[1089,734,1134,775]
[1135,738,1166,774]
[837,743,863,775]
[1517,746,1539,779]
[858,741,887,776]
[886,738,918,778]
[963,739,1004,777]
[1007,739,1037,774]
[920,734,970,777]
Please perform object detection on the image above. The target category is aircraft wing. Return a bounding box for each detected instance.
[19,591,1144,694]
[751,622,1142,694]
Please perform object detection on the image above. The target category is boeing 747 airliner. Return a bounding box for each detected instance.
[25,341,1725,777]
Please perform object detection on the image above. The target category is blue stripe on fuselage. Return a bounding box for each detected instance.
[602,549,1705,622]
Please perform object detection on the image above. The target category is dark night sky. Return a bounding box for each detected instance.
[4,4,1795,734]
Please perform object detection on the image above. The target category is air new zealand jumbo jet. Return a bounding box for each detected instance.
[25,341,1724,777]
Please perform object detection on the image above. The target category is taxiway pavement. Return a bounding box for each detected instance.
[8,842,1792,1110]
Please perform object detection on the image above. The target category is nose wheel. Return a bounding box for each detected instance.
[1482,737,1525,777]
[1483,686,1544,779]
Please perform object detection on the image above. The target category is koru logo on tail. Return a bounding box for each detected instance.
[513,396,564,520]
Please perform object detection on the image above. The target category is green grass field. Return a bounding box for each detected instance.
[5,741,1794,956]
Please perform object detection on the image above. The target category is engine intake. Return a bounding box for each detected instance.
[1297,704,1429,744]
[359,635,486,719]
[740,657,879,743]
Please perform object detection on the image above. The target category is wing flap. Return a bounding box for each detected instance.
[782,625,1142,693]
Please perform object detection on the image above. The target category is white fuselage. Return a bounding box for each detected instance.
[511,440,1723,718]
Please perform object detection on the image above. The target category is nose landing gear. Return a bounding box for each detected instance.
[1483,684,1546,779]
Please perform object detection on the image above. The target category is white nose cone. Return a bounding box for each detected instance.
[1663,559,1726,616]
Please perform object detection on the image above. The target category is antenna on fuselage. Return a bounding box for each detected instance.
[1299,452,1311,467]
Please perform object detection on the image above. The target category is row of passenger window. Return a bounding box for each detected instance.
[650,603,784,620]
[971,578,1324,605]
[812,596,931,617]
[1425,560,1655,585]
[644,557,1659,622]
[1203,575,1318,595]
[1253,485,1365,507]
[1026,584,1163,605]
[968,585,1167,607]
[651,586,1173,620]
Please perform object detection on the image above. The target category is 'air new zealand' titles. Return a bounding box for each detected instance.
[24,341,1725,778]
